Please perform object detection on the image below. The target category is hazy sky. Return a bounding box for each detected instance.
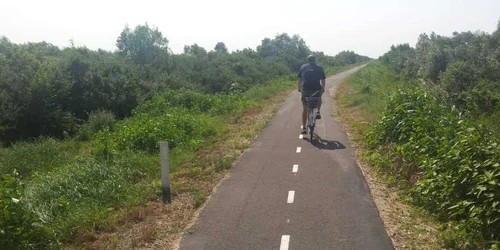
[1,0,499,58]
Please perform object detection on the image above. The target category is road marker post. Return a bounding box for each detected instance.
[160,142,171,204]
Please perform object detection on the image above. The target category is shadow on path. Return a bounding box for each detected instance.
[305,134,346,150]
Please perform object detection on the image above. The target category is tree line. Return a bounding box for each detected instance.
[0,24,370,145]
[380,21,500,130]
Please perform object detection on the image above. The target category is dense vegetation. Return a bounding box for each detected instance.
[380,21,500,131]
[0,24,370,248]
[341,21,500,249]
[0,25,369,145]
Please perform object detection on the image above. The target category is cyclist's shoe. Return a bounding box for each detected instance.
[315,112,322,119]
[301,128,307,134]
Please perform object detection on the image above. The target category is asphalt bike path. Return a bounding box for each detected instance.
[180,66,394,250]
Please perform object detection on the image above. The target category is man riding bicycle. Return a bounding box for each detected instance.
[297,55,326,134]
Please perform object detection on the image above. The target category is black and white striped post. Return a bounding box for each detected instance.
[160,141,171,204]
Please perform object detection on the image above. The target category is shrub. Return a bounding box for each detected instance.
[95,108,217,153]
[368,89,500,248]
[465,80,500,115]
[78,110,116,141]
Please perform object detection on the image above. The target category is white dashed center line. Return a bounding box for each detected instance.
[292,164,298,173]
[280,235,290,250]
[299,134,304,139]
[296,147,301,153]
[287,191,295,203]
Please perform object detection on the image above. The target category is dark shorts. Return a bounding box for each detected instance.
[301,89,322,106]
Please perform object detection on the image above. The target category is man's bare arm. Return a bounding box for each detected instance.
[321,79,326,92]
[297,78,302,92]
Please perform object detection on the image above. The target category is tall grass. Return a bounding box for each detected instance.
[23,152,159,242]
[0,138,80,179]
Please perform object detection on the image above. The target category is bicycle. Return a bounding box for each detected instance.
[305,90,322,141]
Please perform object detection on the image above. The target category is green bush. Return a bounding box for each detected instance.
[368,89,500,248]
[95,109,217,153]
[78,110,116,141]
[440,61,478,108]
[465,80,500,116]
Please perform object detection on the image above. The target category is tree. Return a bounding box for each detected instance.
[415,33,449,83]
[116,23,169,66]
[380,44,417,79]
[440,61,478,105]
[257,33,311,70]
[214,42,228,54]
[183,43,207,57]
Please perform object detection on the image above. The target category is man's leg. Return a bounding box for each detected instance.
[315,97,322,119]
[302,105,308,129]
[301,93,308,133]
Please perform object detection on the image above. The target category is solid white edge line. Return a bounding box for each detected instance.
[292,164,298,173]
[287,191,295,203]
[296,147,301,153]
[280,235,290,250]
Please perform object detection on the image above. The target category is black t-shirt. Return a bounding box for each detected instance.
[297,63,326,91]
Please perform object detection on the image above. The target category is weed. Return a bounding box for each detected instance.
[215,157,234,172]
[193,191,207,208]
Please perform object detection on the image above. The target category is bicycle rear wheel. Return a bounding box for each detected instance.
[308,110,315,141]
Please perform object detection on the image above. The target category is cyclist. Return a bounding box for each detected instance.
[297,55,326,134]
